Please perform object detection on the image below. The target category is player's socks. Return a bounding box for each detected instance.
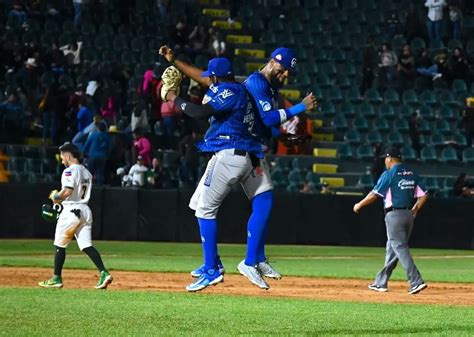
[197,217,218,270]
[83,246,106,272]
[245,191,273,266]
[54,246,66,276]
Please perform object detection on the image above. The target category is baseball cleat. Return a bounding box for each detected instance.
[191,256,225,278]
[257,260,282,279]
[238,260,270,290]
[95,270,113,289]
[368,283,388,292]
[408,283,428,295]
[38,275,63,288]
[186,268,223,292]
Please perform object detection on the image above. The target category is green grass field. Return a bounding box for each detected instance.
[1,240,473,336]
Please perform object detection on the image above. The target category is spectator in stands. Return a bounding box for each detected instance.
[107,124,130,181]
[378,43,398,91]
[404,4,423,43]
[209,29,226,57]
[99,88,117,126]
[449,4,463,40]
[189,24,210,55]
[127,155,149,187]
[398,44,416,91]
[77,101,93,134]
[8,2,27,25]
[73,114,103,151]
[73,0,83,28]
[178,131,199,185]
[416,53,447,81]
[425,0,447,41]
[40,83,69,145]
[60,41,83,66]
[0,93,22,115]
[360,37,377,95]
[15,58,39,107]
[131,99,150,135]
[83,122,111,185]
[450,48,469,82]
[371,143,385,184]
[386,13,402,39]
[453,172,474,197]
[132,129,152,166]
[172,21,190,53]
[160,94,180,150]
[409,112,422,157]
[461,102,474,147]
[320,182,334,195]
[148,157,168,188]
[300,181,315,194]
[415,48,432,68]
[45,41,66,70]
[154,0,169,17]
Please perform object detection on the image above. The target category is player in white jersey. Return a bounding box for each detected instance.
[38,143,113,289]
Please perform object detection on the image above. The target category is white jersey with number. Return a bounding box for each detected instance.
[61,164,92,205]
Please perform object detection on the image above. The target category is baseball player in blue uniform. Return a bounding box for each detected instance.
[353,147,429,295]
[160,51,266,291]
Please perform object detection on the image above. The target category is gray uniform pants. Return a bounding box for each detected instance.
[374,209,424,287]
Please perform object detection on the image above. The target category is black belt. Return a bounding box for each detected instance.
[233,149,261,169]
[384,207,410,214]
[234,149,248,156]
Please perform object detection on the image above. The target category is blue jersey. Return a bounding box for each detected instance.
[372,164,428,209]
[244,72,281,142]
[197,82,263,158]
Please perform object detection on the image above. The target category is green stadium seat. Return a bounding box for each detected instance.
[359,102,376,118]
[417,119,432,135]
[358,174,374,189]
[462,148,474,163]
[327,87,343,104]
[423,176,440,192]
[420,90,437,107]
[288,170,305,185]
[337,143,353,159]
[365,88,383,105]
[340,102,356,118]
[332,49,346,63]
[316,73,331,88]
[314,49,328,62]
[291,158,305,171]
[394,118,410,134]
[447,39,463,52]
[357,144,373,161]
[429,39,445,52]
[322,62,337,76]
[271,168,287,189]
[8,157,26,173]
[366,131,383,145]
[443,177,456,190]
[441,147,459,163]
[430,132,446,148]
[373,117,390,132]
[453,134,467,147]
[435,120,451,135]
[439,105,457,121]
[344,130,361,145]
[332,115,348,131]
[436,90,459,109]
[268,18,284,33]
[420,146,438,162]
[399,104,414,117]
[25,158,42,173]
[383,89,400,105]
[305,172,320,185]
[411,37,426,55]
[346,87,363,103]
[320,102,336,117]
[452,79,468,94]
[286,183,301,193]
[387,131,404,147]
[344,63,357,78]
[378,103,396,120]
[41,158,58,174]
[418,105,435,121]
[10,172,29,183]
[40,72,56,88]
[401,146,418,162]
[402,90,420,107]
[353,116,369,131]
[336,75,351,89]
[22,146,40,158]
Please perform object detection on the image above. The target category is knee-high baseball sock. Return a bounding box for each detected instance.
[83,246,106,272]
[198,217,218,270]
[245,191,273,266]
[54,246,66,277]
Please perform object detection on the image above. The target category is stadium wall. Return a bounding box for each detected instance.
[0,184,473,249]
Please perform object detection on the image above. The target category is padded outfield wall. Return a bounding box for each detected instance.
[0,184,473,249]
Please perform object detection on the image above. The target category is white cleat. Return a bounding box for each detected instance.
[257,260,282,279]
[238,260,270,290]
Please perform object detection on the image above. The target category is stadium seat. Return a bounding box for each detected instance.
[344,130,361,145]
[25,158,42,173]
[399,104,414,117]
[287,183,301,193]
[336,75,351,89]
[373,118,390,132]
[420,146,438,162]
[274,157,290,173]
[394,118,410,134]
[430,132,446,148]
[401,146,418,162]
[345,87,363,104]
[462,148,474,164]
[291,158,305,171]
[383,89,400,105]
[417,119,431,135]
[418,105,435,121]
[453,134,467,147]
[288,170,305,185]
[420,91,437,107]
[8,157,26,173]
[442,177,456,190]
[435,120,451,135]
[378,104,396,120]
[410,37,426,55]
[332,49,346,63]
[447,39,463,52]
[366,131,383,145]
[327,87,344,104]
[438,105,457,121]
[340,102,356,118]
[429,39,445,53]
[343,63,357,78]
[271,168,288,189]
[423,176,440,193]
[41,158,58,174]
[357,144,373,161]
[441,147,459,163]
[10,172,29,183]
[332,115,348,131]
[358,174,374,189]
[22,146,40,159]
[337,143,353,159]
[359,103,376,119]
[162,152,180,169]
[365,88,383,105]
[436,90,459,109]
[402,90,420,107]
[353,116,369,131]
[320,102,336,117]
[452,79,468,94]
[387,131,404,147]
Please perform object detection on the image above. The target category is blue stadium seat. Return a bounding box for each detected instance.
[356,144,373,161]
[420,146,438,162]
[441,147,459,163]
[337,143,353,159]
[344,130,361,145]
[401,146,418,162]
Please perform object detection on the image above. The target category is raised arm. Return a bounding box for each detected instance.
[159,45,211,87]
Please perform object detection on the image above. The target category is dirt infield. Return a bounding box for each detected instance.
[1,267,473,306]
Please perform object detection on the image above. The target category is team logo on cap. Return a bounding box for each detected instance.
[291,58,297,68]
[275,54,282,61]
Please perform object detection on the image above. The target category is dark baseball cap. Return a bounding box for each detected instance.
[381,147,402,159]
[201,57,233,77]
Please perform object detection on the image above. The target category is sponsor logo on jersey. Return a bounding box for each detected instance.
[259,100,271,112]
[65,171,72,176]
[218,89,234,100]
[180,102,187,110]
[398,179,415,190]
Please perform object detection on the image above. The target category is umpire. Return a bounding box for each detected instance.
[353,147,429,295]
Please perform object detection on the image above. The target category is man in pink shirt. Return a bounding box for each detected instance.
[132,129,152,166]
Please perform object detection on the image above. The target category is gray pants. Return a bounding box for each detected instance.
[374,209,424,287]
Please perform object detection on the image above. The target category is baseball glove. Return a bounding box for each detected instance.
[49,189,61,204]
[160,65,182,101]
[41,204,63,223]
[280,133,312,145]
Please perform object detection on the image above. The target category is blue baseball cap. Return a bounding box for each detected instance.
[271,47,297,72]
[201,57,233,77]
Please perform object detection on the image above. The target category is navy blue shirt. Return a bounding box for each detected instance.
[197,82,263,158]
[372,163,428,208]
